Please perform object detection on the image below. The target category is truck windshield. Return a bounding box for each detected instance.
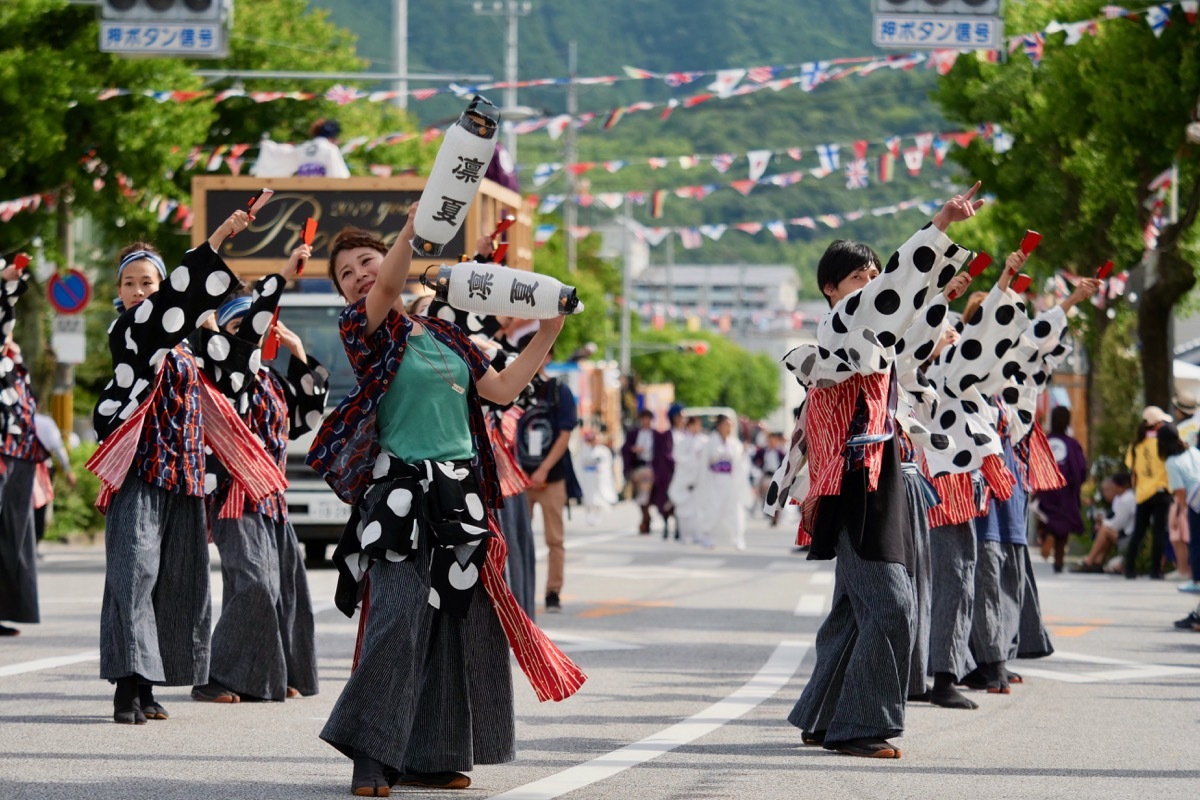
[264,303,356,404]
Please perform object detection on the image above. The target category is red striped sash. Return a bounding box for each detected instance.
[487,415,530,498]
[86,382,161,512]
[927,471,975,527]
[196,372,287,504]
[1024,424,1067,492]
[980,453,1015,502]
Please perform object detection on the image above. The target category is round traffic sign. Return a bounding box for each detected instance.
[47,269,92,315]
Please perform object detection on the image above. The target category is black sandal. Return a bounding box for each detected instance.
[138,685,168,720]
[800,730,826,746]
[113,678,146,725]
[394,772,471,789]
[825,737,902,759]
[191,682,240,703]
[351,752,394,797]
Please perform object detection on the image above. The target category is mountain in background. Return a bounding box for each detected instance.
[309,0,956,289]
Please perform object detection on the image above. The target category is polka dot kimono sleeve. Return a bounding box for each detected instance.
[234,274,286,345]
[926,286,1031,400]
[816,223,970,377]
[193,328,258,416]
[895,295,950,376]
[923,385,1005,476]
[0,274,29,397]
[278,354,330,437]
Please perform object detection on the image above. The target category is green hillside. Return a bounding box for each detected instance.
[309,0,952,292]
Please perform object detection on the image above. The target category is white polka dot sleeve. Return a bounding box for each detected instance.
[275,354,330,437]
[927,286,1031,400]
[94,243,238,439]
[234,274,286,345]
[0,273,29,395]
[815,222,971,378]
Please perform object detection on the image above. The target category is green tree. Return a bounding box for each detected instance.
[933,1,1200,430]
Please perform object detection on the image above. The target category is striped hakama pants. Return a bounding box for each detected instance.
[1011,544,1054,659]
[788,532,915,742]
[970,538,1009,665]
[0,459,39,624]
[321,547,516,772]
[903,466,933,691]
[100,479,211,685]
[498,491,536,619]
[928,522,977,679]
[209,513,319,700]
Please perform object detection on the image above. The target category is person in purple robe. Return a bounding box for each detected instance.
[621,410,675,535]
[1035,406,1088,572]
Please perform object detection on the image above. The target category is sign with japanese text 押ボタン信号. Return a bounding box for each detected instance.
[871,0,1004,51]
[99,22,228,58]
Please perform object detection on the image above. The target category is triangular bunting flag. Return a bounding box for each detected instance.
[853,140,869,161]
[914,133,935,154]
[734,222,763,235]
[678,228,704,249]
[879,152,895,183]
[817,143,840,172]
[708,68,747,98]
[903,148,924,176]
[747,149,772,181]
[766,220,788,241]
[730,179,758,196]
[699,224,728,241]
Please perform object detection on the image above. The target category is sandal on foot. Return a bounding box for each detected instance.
[113,678,145,725]
[351,753,393,797]
[191,682,240,703]
[825,738,902,759]
[1006,670,1023,684]
[0,623,20,636]
[955,669,987,691]
[394,772,471,789]
[986,682,1011,695]
[800,730,826,746]
[286,687,300,699]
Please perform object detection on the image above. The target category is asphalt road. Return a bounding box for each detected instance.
[2,502,1198,799]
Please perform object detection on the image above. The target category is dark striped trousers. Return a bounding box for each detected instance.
[928,522,976,679]
[903,468,932,691]
[1010,543,1054,659]
[498,491,536,619]
[0,458,38,624]
[970,538,1009,665]
[788,532,915,742]
[100,479,211,685]
[209,513,319,699]
[321,551,516,773]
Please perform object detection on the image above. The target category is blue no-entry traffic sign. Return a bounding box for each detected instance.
[47,269,92,315]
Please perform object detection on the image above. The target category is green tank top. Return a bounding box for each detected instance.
[377,329,475,464]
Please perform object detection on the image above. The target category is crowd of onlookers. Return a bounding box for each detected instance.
[1043,394,1200,633]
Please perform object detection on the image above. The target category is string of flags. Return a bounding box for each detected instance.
[532,196,944,249]
[85,3,1196,137]
[529,125,1001,188]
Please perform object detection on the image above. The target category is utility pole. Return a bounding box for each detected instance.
[392,0,408,109]
[620,196,634,376]
[564,40,577,273]
[472,1,532,164]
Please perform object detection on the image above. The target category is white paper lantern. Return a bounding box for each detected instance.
[411,96,500,258]
[427,263,584,319]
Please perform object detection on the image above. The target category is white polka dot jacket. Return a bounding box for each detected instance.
[0,274,48,462]
[87,244,287,510]
[193,273,331,521]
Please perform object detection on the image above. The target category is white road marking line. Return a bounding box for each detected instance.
[569,566,724,580]
[1018,650,1200,683]
[487,640,810,800]
[670,557,726,569]
[535,530,636,561]
[767,559,815,571]
[540,632,642,653]
[810,571,835,586]
[793,594,827,616]
[0,651,99,678]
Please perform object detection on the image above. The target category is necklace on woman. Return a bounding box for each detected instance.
[408,328,466,395]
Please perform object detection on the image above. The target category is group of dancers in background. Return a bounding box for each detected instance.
[766,180,1102,759]
[0,179,1105,791]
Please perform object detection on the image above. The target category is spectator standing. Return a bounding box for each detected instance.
[1035,407,1088,573]
[1159,424,1200,592]
[620,410,674,536]
[1125,407,1174,579]
[1175,391,1200,448]
[577,430,617,525]
[32,408,76,543]
[517,351,581,613]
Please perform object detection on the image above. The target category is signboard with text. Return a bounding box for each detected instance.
[191,176,533,279]
[872,0,1003,50]
[100,22,228,57]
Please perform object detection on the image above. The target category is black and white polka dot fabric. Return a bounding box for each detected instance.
[0,273,29,431]
[922,286,1031,476]
[895,294,956,456]
[1001,306,1071,443]
[783,223,971,390]
[341,451,494,619]
[93,243,238,441]
[773,223,970,509]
